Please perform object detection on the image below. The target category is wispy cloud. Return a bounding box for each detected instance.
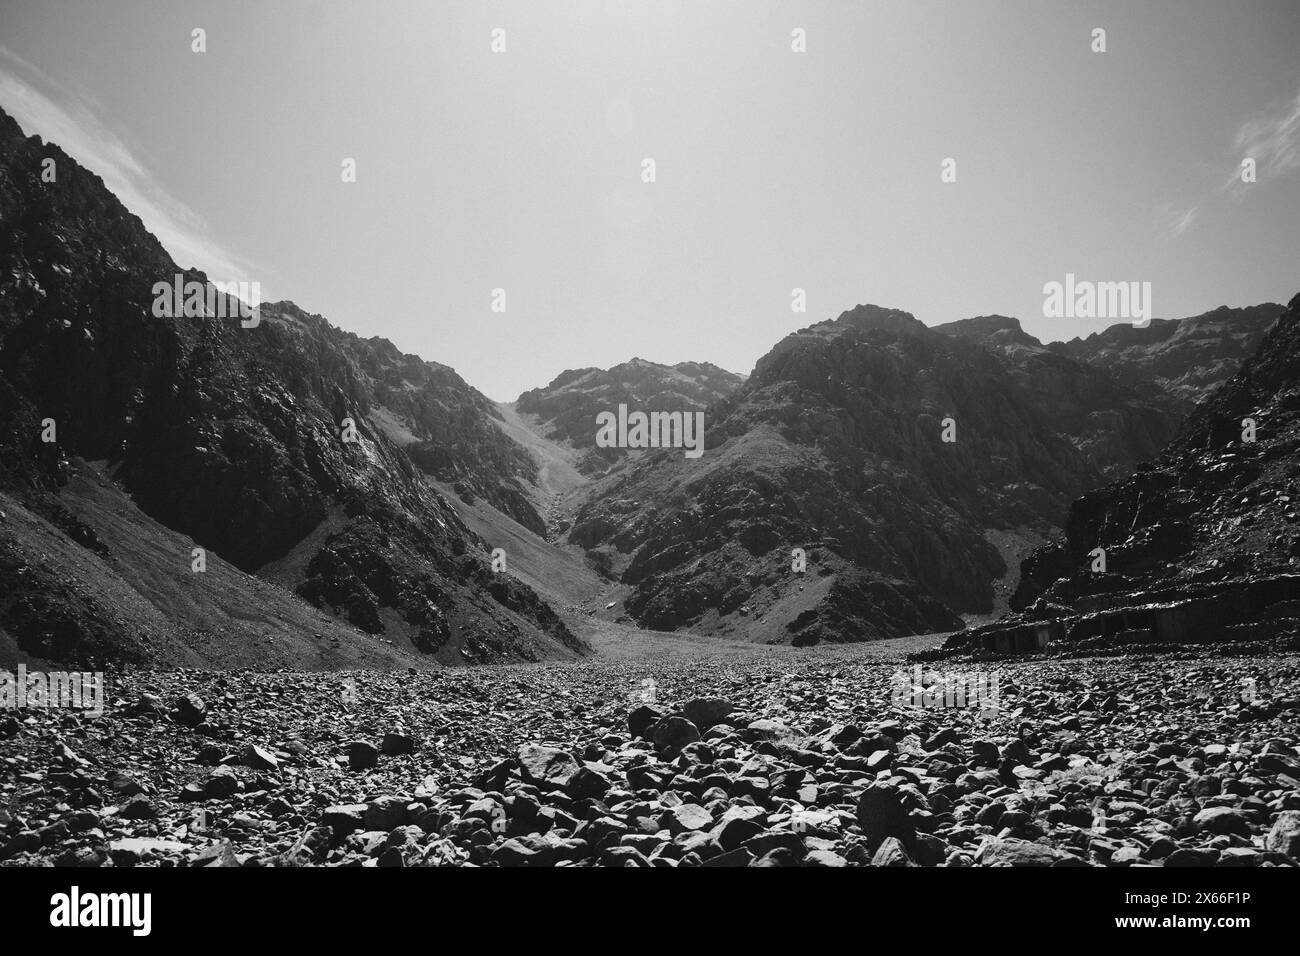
[1156,202,1199,240]
[0,47,259,287]
[1226,81,1300,190]
[1160,79,1300,240]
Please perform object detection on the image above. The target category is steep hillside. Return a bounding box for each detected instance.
[946,293,1300,655]
[0,106,583,667]
[936,314,1183,482]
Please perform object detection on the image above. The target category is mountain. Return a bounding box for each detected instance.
[935,314,1185,483]
[1,98,1282,665]
[249,300,547,534]
[563,304,1279,646]
[944,293,1300,656]
[516,358,743,474]
[0,106,584,667]
[1048,304,1282,409]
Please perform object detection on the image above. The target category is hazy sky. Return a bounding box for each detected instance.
[2,1,1298,400]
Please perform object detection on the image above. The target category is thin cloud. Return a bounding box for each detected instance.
[1227,81,1300,188]
[1156,203,1199,240]
[1160,79,1300,239]
[0,48,260,288]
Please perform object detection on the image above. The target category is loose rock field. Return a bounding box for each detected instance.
[3,649,1300,867]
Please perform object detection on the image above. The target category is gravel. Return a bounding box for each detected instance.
[2,649,1299,867]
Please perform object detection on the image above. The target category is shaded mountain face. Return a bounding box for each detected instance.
[1047,304,1281,410]
[566,304,1276,645]
[946,293,1300,656]
[0,107,582,667]
[935,314,1206,484]
[257,300,546,535]
[516,358,743,474]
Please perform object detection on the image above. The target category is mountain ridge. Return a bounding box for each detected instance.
[0,105,584,667]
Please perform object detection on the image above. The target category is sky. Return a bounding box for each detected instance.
[1,0,1298,401]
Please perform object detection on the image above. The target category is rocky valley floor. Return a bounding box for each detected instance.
[3,642,1300,868]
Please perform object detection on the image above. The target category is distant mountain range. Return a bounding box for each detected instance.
[560,303,1278,644]
[0,103,1288,665]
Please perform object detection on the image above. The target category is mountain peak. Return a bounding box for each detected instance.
[934,314,1043,350]
[828,304,927,336]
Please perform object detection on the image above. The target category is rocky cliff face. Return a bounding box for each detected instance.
[516,358,743,474]
[945,293,1300,656]
[0,106,583,666]
[256,300,546,534]
[935,314,1187,483]
[567,304,1278,645]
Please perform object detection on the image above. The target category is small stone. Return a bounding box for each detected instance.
[493,836,557,867]
[668,804,713,834]
[1257,753,1300,777]
[566,766,611,800]
[191,841,240,867]
[110,837,188,856]
[1217,847,1262,867]
[975,837,1060,867]
[856,783,915,851]
[651,716,701,754]
[872,836,913,867]
[381,732,417,756]
[242,744,278,772]
[804,849,848,867]
[348,741,380,771]
[174,693,207,727]
[1193,807,1250,836]
[119,795,156,820]
[681,698,734,729]
[1264,810,1300,858]
[700,847,753,867]
[1110,846,1143,866]
[202,766,239,800]
[628,705,667,739]
[364,796,410,831]
[106,770,144,797]
[518,744,580,791]
[323,804,369,835]
[746,718,787,739]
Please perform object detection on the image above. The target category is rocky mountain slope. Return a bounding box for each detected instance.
[938,315,1194,484]
[1048,304,1282,410]
[0,106,582,667]
[564,304,1279,646]
[945,293,1300,656]
[516,358,743,475]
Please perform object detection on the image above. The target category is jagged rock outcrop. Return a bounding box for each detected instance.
[945,293,1300,656]
[517,358,743,474]
[0,106,583,666]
